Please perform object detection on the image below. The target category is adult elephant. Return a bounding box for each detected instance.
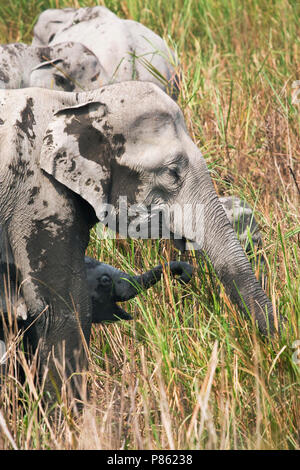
[32,6,179,98]
[0,82,277,398]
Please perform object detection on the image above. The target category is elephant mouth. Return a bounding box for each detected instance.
[113,303,132,321]
[91,297,132,323]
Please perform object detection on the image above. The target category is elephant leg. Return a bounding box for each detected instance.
[6,187,93,404]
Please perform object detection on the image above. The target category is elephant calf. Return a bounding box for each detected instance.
[0,250,192,372]
[0,254,193,324]
[0,42,105,91]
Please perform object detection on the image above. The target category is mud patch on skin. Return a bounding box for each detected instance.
[72,9,101,24]
[110,161,143,207]
[23,215,67,328]
[28,186,41,205]
[43,130,53,147]
[64,113,127,180]
[78,125,111,162]
[112,134,126,158]
[38,46,51,62]
[16,98,36,142]
[8,160,34,180]
[0,70,9,84]
[24,216,66,304]
[46,102,129,211]
[62,103,113,165]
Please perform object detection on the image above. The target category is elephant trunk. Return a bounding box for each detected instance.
[205,196,275,334]
[113,262,193,302]
[175,162,276,335]
[113,266,164,302]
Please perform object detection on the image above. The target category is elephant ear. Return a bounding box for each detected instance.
[40,101,111,220]
[31,58,62,71]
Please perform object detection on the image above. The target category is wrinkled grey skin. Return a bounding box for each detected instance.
[0,42,105,91]
[0,82,277,397]
[32,6,179,98]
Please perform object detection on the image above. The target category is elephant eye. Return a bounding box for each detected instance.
[53,74,75,92]
[54,74,68,87]
[167,167,180,182]
[99,274,112,286]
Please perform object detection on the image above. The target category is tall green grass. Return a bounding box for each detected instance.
[0,0,299,450]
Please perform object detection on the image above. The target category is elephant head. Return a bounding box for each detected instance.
[0,42,105,91]
[39,81,278,336]
[29,42,106,91]
[86,258,193,322]
[32,7,116,46]
[32,8,78,46]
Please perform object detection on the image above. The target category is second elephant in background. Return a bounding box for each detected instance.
[0,42,106,91]
[32,6,180,98]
